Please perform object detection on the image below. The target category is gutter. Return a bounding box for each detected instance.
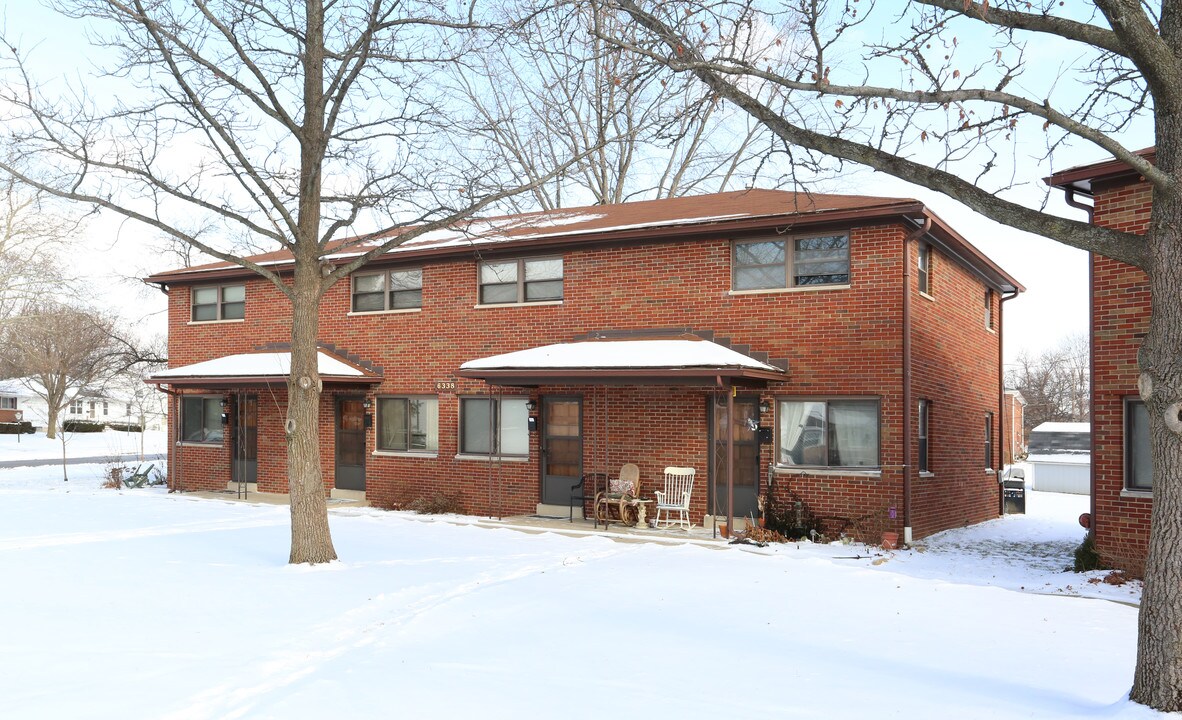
[902,217,931,545]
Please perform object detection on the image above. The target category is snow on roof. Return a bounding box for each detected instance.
[1031,422,1091,434]
[151,351,366,379]
[1026,453,1091,465]
[460,338,781,372]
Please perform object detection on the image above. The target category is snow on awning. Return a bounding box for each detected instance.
[148,350,381,387]
[457,338,786,387]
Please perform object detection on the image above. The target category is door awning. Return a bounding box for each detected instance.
[457,337,787,387]
[147,350,382,388]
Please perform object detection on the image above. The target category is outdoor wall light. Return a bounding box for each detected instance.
[362,400,372,409]
[525,399,538,412]
[759,400,771,414]
[220,396,232,410]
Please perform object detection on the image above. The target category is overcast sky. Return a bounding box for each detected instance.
[2,3,1142,372]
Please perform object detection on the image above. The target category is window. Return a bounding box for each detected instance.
[479,258,563,304]
[985,412,994,470]
[352,269,423,312]
[0,397,15,410]
[1126,399,1153,490]
[69,400,82,414]
[102,401,109,416]
[917,242,932,295]
[460,397,529,456]
[985,289,994,330]
[777,398,879,468]
[918,400,930,473]
[191,284,245,322]
[733,235,850,290]
[182,396,224,444]
[378,396,438,453]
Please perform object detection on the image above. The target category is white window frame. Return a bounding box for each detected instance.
[732,234,851,291]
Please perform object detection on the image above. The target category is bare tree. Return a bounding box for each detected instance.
[453,2,781,210]
[1,303,120,465]
[0,1,582,564]
[1008,334,1090,434]
[599,0,1180,708]
[0,173,80,326]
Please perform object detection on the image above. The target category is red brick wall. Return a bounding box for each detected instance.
[162,220,1003,538]
[1091,179,1153,575]
[910,238,1005,537]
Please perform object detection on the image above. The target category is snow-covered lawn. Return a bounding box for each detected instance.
[0,429,167,463]
[0,465,1157,719]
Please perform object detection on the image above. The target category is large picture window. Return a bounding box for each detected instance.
[377,396,438,453]
[352,269,423,312]
[1126,399,1153,491]
[191,284,245,322]
[733,235,849,291]
[479,258,563,304]
[777,398,879,468]
[182,396,223,444]
[459,397,529,456]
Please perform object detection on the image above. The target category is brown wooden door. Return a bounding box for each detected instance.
[541,397,581,505]
[335,396,366,491]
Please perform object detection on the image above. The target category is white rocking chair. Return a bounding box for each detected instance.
[654,466,696,530]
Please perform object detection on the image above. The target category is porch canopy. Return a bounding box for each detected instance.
[147,350,382,388]
[456,336,786,387]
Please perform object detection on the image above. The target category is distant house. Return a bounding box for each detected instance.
[1026,422,1090,495]
[1003,389,1026,466]
[0,378,165,432]
[1047,148,1153,574]
[0,380,32,425]
[146,188,1022,543]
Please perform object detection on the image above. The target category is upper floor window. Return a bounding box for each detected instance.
[1126,398,1153,491]
[918,242,933,295]
[352,269,422,313]
[479,258,563,304]
[778,398,879,468]
[985,289,995,330]
[377,396,438,453]
[192,284,245,322]
[733,235,850,291]
[69,400,83,414]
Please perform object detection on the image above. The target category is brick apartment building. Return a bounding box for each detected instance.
[1048,150,1154,574]
[147,189,1021,541]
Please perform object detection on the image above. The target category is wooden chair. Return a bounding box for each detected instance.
[594,463,640,526]
[654,466,696,530]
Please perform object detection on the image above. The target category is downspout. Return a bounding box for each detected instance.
[999,289,1019,513]
[1063,187,1096,536]
[902,217,931,545]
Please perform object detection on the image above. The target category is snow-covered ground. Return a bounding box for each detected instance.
[0,463,1156,719]
[0,429,167,463]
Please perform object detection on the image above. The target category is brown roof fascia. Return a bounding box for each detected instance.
[145,201,924,286]
[1044,147,1156,194]
[919,209,1025,293]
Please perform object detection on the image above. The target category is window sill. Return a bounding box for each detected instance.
[985,468,996,475]
[729,284,850,296]
[373,451,438,459]
[454,454,530,463]
[473,300,563,309]
[919,471,936,479]
[918,291,935,302]
[348,308,421,317]
[1120,489,1153,499]
[774,466,881,478]
[187,319,244,326]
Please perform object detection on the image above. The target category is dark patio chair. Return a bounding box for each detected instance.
[570,472,607,522]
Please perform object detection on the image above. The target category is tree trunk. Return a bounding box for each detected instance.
[45,402,58,440]
[59,428,68,482]
[1130,133,1182,710]
[285,261,337,564]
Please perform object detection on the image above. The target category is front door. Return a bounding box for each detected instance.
[709,397,760,519]
[335,396,366,491]
[541,397,581,505]
[232,394,258,484]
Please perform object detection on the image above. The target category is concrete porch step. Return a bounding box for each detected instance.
[537,503,582,519]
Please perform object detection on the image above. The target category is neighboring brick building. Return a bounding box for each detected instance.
[1048,150,1154,574]
[147,189,1021,542]
[1003,389,1026,465]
